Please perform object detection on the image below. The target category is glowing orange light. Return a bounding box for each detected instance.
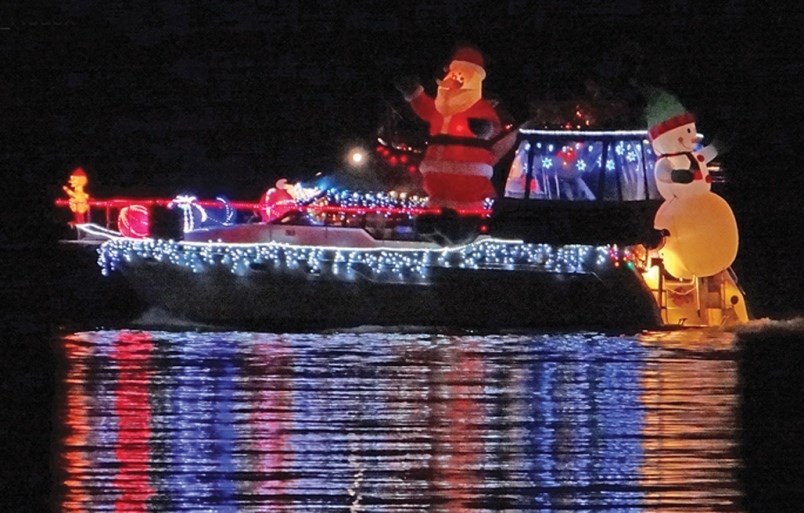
[63,167,90,224]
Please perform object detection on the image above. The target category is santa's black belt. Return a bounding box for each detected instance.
[428,135,493,149]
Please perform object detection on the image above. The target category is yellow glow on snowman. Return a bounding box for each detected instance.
[647,92,739,279]
[654,195,738,279]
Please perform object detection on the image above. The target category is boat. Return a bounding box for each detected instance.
[57,128,749,330]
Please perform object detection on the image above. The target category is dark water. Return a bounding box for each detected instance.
[52,328,753,512]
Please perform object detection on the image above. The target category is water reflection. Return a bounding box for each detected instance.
[639,331,741,512]
[56,329,741,511]
[113,332,154,511]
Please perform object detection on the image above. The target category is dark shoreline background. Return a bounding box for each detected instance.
[737,320,804,512]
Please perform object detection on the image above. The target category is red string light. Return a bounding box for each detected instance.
[56,197,491,218]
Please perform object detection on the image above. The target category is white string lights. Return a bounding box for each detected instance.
[98,237,617,284]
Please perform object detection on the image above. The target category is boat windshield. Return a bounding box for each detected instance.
[504,130,660,201]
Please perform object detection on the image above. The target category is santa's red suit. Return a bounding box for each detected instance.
[404,47,501,209]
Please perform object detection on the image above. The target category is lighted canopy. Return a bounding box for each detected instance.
[504,130,659,202]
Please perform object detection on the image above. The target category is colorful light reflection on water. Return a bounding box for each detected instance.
[55,329,741,512]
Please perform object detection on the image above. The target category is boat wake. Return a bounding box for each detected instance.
[131,307,220,331]
[735,316,804,336]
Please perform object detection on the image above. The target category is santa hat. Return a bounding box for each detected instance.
[450,45,486,79]
[644,87,695,140]
[71,167,87,177]
[648,111,696,140]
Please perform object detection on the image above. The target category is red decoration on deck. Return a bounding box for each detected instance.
[117,204,150,238]
[259,181,296,223]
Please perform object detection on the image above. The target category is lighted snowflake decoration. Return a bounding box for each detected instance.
[615,143,625,156]
[626,150,638,163]
[541,157,553,169]
[576,159,587,172]
[606,159,616,171]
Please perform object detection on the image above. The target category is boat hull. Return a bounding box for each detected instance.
[55,241,147,327]
[116,259,662,330]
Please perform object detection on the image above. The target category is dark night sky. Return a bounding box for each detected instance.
[3,1,804,317]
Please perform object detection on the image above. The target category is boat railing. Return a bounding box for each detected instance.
[55,195,493,241]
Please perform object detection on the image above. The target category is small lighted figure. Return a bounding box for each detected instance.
[63,167,90,225]
[168,195,237,233]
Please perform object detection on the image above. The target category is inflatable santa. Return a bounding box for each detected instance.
[395,45,503,210]
[647,91,738,279]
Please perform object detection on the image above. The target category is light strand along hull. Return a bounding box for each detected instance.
[115,254,662,331]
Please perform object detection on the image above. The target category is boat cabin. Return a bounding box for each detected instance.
[491,129,665,246]
[504,129,660,201]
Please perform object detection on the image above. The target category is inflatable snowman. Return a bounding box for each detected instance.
[648,91,738,279]
[649,111,717,200]
[395,45,503,210]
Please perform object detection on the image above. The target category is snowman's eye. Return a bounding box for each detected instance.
[686,128,691,133]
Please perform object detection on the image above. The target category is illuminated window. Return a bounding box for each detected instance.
[504,131,660,201]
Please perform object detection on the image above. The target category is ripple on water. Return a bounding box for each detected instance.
[56,328,742,512]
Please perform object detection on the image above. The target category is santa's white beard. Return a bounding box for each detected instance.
[435,87,481,116]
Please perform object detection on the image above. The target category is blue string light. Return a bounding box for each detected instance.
[98,238,617,284]
[319,189,429,210]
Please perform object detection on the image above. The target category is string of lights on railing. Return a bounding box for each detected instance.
[321,189,429,210]
[97,236,617,284]
[56,187,494,227]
